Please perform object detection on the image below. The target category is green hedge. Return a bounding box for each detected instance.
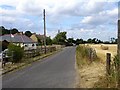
[8,43,24,63]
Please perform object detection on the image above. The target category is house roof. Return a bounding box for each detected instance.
[0,34,37,43]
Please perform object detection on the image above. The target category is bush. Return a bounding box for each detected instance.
[8,43,24,63]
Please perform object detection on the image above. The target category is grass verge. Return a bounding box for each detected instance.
[94,55,119,88]
[76,45,99,68]
[76,45,105,88]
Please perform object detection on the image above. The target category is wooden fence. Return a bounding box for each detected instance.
[24,46,56,58]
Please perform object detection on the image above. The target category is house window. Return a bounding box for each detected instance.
[32,44,34,47]
[25,45,28,47]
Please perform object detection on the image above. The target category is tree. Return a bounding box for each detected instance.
[46,36,52,45]
[66,38,75,46]
[53,32,67,45]
[75,39,84,45]
[87,38,92,43]
[25,31,32,37]
[0,26,19,35]
[67,38,75,43]
[92,38,97,43]
[0,26,9,35]
[110,37,117,44]
[10,28,19,34]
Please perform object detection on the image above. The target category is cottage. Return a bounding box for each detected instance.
[30,33,45,44]
[0,34,37,50]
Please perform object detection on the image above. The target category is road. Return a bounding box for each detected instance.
[2,47,77,88]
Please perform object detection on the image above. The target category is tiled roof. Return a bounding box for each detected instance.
[0,34,37,43]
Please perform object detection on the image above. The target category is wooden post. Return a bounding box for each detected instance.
[106,53,111,75]
[43,9,46,54]
[117,20,120,87]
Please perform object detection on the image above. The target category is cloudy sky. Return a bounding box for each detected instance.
[0,0,119,41]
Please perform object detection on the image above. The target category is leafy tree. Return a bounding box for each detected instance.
[37,38,42,45]
[75,39,84,45]
[92,38,97,43]
[0,26,9,35]
[97,39,103,44]
[0,26,19,35]
[67,38,75,44]
[115,39,117,44]
[110,37,117,44]
[0,26,5,35]
[53,32,67,45]
[10,28,19,34]
[87,38,92,43]
[46,36,52,45]
[25,31,32,37]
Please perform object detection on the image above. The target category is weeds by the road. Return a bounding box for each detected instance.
[76,44,119,88]
[76,45,104,88]
[76,45,98,68]
[94,55,119,88]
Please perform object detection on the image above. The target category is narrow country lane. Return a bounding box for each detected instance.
[3,47,77,88]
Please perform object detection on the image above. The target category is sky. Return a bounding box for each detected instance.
[0,0,119,41]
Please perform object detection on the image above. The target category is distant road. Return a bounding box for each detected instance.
[3,47,77,88]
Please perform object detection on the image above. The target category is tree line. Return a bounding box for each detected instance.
[0,26,117,46]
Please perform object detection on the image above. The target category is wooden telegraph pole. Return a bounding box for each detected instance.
[43,9,46,54]
[117,20,120,88]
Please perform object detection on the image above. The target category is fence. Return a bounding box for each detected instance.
[24,46,56,58]
[1,46,57,68]
[1,51,13,68]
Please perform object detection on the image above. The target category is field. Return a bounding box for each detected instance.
[88,44,117,63]
[76,44,117,88]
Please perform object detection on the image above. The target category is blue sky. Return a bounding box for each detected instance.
[0,0,119,41]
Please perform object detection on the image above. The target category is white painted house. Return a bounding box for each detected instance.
[0,34,37,50]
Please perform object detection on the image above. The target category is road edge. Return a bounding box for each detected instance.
[2,49,62,75]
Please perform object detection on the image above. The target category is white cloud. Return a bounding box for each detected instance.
[0,0,109,17]
[81,8,118,26]
[0,0,118,40]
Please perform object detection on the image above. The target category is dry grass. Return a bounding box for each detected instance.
[76,44,117,88]
[87,44,117,88]
[79,62,106,88]
[76,45,105,88]
[88,44,117,63]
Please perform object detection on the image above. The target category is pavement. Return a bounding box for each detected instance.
[2,47,77,88]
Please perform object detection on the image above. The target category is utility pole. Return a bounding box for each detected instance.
[117,20,120,88]
[43,9,46,54]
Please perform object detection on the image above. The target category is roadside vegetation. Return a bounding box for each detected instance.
[91,44,118,88]
[76,44,119,88]
[76,44,103,88]
[94,54,119,88]
[76,44,99,67]
[8,43,24,63]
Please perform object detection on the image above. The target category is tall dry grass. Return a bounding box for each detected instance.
[76,45,98,68]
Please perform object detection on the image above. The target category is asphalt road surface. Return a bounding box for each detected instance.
[2,47,77,88]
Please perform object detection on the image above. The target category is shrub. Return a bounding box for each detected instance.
[8,43,24,63]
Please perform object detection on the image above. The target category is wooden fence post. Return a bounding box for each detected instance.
[117,20,120,88]
[106,53,111,75]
